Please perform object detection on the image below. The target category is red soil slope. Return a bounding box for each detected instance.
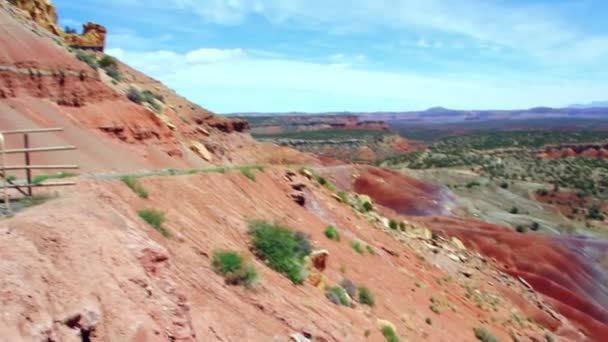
[318,166,608,341]
[415,216,608,341]
[0,169,558,341]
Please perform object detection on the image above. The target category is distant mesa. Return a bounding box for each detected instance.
[568,101,608,109]
[8,0,106,51]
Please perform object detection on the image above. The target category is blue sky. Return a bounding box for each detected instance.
[53,0,608,113]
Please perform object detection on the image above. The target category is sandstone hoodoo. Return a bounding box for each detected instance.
[8,0,106,51]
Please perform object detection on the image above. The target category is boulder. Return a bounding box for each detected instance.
[451,237,467,251]
[190,141,213,161]
[309,250,329,271]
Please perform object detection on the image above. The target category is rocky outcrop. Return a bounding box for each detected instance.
[7,0,60,34]
[63,22,107,51]
[8,0,106,50]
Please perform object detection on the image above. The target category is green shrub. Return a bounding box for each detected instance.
[324,225,340,241]
[248,221,311,284]
[127,87,143,103]
[138,208,170,238]
[141,90,163,112]
[142,89,165,103]
[351,240,364,254]
[389,219,398,230]
[32,171,77,184]
[5,174,17,182]
[515,225,527,233]
[241,167,256,181]
[381,325,400,342]
[509,206,519,214]
[358,286,375,307]
[340,278,357,298]
[98,55,117,68]
[474,327,499,342]
[75,50,98,70]
[121,176,149,198]
[212,250,258,287]
[366,245,376,255]
[105,65,122,81]
[337,191,349,203]
[362,201,373,212]
[326,286,352,307]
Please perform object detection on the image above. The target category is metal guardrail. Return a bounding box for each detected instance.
[0,128,79,215]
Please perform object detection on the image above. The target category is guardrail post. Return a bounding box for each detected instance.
[23,133,32,196]
[0,133,9,214]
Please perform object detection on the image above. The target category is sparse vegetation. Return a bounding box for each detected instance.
[211,250,258,287]
[120,175,149,198]
[380,325,400,342]
[75,50,98,70]
[127,87,143,104]
[340,278,357,298]
[389,219,398,230]
[324,225,340,241]
[474,326,499,342]
[138,208,170,238]
[351,240,364,254]
[326,285,352,307]
[31,171,77,184]
[366,245,376,255]
[358,286,375,307]
[240,165,264,182]
[248,221,311,284]
[105,66,122,81]
[98,55,118,69]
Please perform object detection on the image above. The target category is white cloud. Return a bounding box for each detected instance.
[185,48,246,64]
[139,0,607,64]
[113,47,608,113]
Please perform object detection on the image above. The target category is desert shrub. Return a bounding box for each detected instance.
[531,221,540,231]
[326,286,352,307]
[399,221,406,231]
[324,225,340,241]
[358,286,375,307]
[212,250,258,287]
[105,66,122,81]
[381,325,400,342]
[142,89,165,103]
[98,55,118,69]
[509,206,519,214]
[362,201,373,212]
[337,191,349,203]
[64,26,78,34]
[127,87,143,104]
[515,225,527,233]
[366,245,376,255]
[241,167,256,181]
[587,205,605,220]
[248,221,311,284]
[75,50,98,70]
[340,278,357,298]
[389,219,398,230]
[425,317,432,325]
[120,175,149,198]
[315,174,337,192]
[138,208,170,237]
[474,327,499,342]
[500,182,509,189]
[351,240,364,254]
[32,171,76,184]
[5,174,17,182]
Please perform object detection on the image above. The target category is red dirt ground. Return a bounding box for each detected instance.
[414,216,608,342]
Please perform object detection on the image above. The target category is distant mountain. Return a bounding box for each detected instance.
[568,101,608,109]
